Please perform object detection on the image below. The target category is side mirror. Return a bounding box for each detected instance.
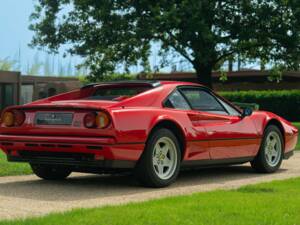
[241,107,253,118]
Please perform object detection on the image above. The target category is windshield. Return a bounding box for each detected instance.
[86,85,152,101]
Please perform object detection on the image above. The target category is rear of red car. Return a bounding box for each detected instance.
[0,82,156,171]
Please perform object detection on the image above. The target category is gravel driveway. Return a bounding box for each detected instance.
[1,152,300,221]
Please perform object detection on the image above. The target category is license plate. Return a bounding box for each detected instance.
[35,112,73,125]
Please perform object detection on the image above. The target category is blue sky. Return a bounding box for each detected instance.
[0,0,212,76]
[0,0,193,76]
[0,0,83,76]
[0,0,34,63]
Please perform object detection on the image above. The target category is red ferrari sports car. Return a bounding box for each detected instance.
[0,81,298,187]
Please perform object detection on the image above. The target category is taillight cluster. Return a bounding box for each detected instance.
[1,110,25,127]
[83,111,111,129]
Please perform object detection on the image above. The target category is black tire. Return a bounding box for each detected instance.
[135,128,181,188]
[30,164,72,180]
[251,125,284,173]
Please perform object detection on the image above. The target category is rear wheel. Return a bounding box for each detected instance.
[30,164,72,180]
[135,128,181,187]
[251,125,283,173]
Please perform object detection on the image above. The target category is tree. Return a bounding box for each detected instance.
[0,57,17,71]
[30,0,300,88]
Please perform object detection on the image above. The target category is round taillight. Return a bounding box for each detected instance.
[14,110,25,126]
[96,112,110,129]
[84,111,111,129]
[2,111,14,127]
[84,112,96,128]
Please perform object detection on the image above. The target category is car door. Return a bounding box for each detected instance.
[164,89,210,161]
[179,87,260,160]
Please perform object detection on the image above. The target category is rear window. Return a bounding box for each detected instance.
[87,86,152,101]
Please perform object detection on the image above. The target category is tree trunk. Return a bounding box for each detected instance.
[194,64,213,89]
[228,59,233,72]
[237,55,241,71]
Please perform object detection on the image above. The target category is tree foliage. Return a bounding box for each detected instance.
[30,0,300,87]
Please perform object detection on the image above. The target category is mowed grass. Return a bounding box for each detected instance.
[292,122,300,150]
[0,151,32,176]
[2,178,300,225]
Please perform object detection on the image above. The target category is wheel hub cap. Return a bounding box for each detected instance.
[264,131,282,167]
[152,137,178,180]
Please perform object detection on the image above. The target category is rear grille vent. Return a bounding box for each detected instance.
[87,146,103,150]
[40,144,56,148]
[25,143,39,147]
[1,142,14,146]
[57,144,72,148]
[25,143,73,149]
[19,151,94,161]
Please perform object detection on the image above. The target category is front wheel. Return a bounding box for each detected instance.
[135,128,181,188]
[30,164,72,180]
[251,125,283,173]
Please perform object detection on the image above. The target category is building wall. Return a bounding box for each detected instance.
[0,71,81,111]
[0,71,20,110]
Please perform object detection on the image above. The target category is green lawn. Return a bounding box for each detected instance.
[292,122,300,150]
[0,151,32,176]
[2,178,300,225]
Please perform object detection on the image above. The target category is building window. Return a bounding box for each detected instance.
[0,84,14,111]
[21,84,34,104]
[38,91,47,99]
[48,88,57,97]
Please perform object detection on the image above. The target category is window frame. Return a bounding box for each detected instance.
[178,86,229,114]
[162,89,191,110]
[163,85,242,116]
[216,96,241,116]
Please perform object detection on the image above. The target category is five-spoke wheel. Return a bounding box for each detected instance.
[153,137,178,180]
[264,131,282,167]
[251,125,283,173]
[135,128,181,187]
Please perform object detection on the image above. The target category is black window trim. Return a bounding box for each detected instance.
[177,86,229,114]
[162,88,191,110]
[162,85,242,116]
[179,85,242,116]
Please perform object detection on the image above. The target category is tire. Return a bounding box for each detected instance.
[135,128,181,188]
[30,164,72,180]
[251,125,284,173]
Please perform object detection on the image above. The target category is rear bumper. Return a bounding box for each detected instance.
[7,154,135,169]
[0,134,144,169]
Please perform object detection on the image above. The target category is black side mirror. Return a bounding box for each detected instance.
[242,107,253,118]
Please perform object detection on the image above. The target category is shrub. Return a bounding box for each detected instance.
[219,90,300,121]
[101,73,137,81]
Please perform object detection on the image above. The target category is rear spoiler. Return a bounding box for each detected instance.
[2,104,106,112]
[81,80,161,89]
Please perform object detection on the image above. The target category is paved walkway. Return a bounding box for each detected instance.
[1,152,300,220]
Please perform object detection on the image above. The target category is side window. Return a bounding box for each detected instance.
[164,90,191,110]
[218,98,241,116]
[180,88,227,115]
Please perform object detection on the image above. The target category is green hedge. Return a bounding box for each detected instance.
[219,90,300,122]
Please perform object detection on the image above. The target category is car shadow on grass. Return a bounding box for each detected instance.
[0,164,287,202]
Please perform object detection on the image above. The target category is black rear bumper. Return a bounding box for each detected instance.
[7,151,135,169]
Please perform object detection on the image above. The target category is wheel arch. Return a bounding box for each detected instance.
[147,119,186,160]
[265,119,285,147]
